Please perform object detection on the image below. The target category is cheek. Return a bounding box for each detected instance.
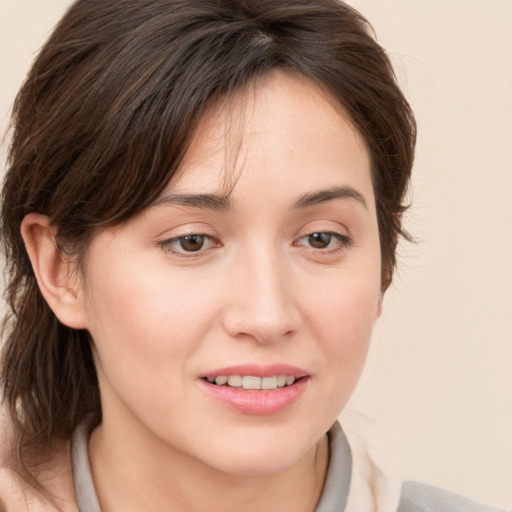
[82,263,226,433]
[321,295,376,377]
[88,256,206,332]
[82,257,222,388]
[304,266,380,384]
[305,257,381,334]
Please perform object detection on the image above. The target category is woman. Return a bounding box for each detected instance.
[0,1,507,511]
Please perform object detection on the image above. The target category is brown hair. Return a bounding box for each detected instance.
[1,0,415,493]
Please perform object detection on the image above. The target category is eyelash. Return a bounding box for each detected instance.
[157,234,220,257]
[157,231,351,258]
[294,232,352,253]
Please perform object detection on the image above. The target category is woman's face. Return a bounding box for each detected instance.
[80,72,382,475]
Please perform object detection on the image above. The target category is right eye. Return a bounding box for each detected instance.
[158,234,220,256]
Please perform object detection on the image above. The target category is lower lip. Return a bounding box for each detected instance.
[199,378,308,415]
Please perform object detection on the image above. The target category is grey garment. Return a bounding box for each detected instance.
[71,422,102,512]
[398,481,510,512]
[314,422,352,512]
[71,422,508,512]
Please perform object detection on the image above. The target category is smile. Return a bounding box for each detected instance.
[205,375,297,390]
[200,364,309,414]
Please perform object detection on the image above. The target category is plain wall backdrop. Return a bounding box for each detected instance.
[1,0,511,507]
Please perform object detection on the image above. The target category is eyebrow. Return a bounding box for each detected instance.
[152,185,367,212]
[152,193,233,211]
[293,186,368,210]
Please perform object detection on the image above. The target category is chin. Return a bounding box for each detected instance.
[195,426,321,477]
[207,449,304,477]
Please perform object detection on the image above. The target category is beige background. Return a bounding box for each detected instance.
[1,0,511,506]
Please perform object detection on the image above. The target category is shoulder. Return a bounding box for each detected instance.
[398,480,511,512]
[0,406,79,512]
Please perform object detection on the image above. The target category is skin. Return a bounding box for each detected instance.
[22,71,382,511]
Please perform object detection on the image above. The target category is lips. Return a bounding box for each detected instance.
[199,364,309,415]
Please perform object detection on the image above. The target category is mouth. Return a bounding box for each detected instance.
[199,365,309,414]
[203,374,301,390]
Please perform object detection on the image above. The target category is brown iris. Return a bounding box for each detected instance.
[179,234,206,252]
[308,232,333,249]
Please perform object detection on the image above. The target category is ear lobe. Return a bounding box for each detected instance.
[20,213,88,329]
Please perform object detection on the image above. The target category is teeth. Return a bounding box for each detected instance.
[227,375,242,387]
[208,374,298,390]
[261,376,277,390]
[277,375,287,387]
[243,376,261,390]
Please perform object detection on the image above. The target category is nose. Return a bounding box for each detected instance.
[221,248,300,344]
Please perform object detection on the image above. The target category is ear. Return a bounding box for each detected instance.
[21,213,88,329]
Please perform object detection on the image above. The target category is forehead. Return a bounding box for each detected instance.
[165,71,372,204]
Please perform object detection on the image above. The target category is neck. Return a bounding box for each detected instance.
[88,420,329,512]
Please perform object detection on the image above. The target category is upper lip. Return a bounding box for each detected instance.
[201,363,309,379]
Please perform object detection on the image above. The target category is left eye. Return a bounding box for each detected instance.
[159,234,217,254]
[297,232,350,250]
